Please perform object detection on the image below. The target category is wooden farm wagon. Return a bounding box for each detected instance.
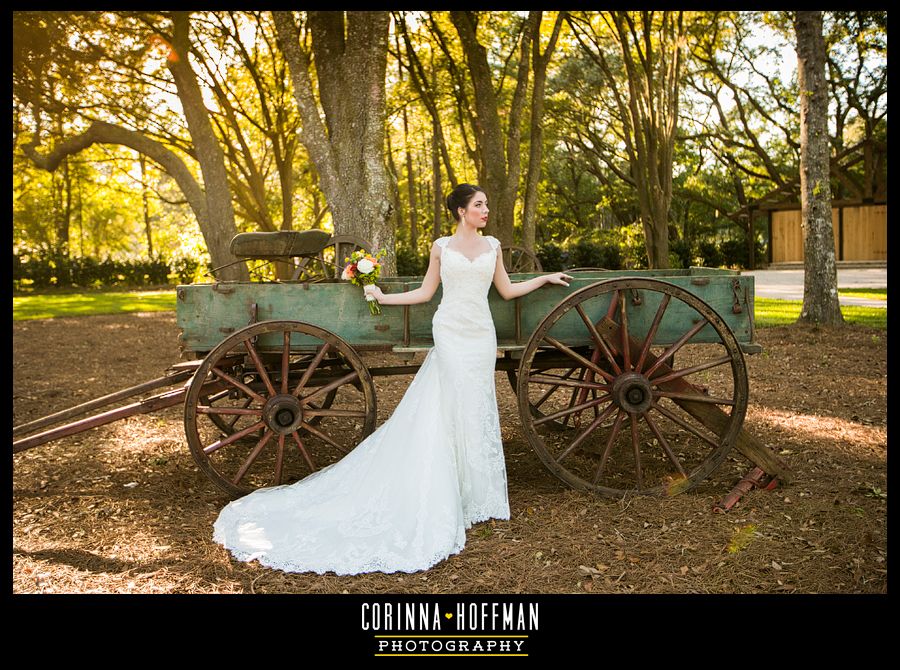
[13,231,793,503]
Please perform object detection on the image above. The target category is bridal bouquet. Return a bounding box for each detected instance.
[341,248,386,315]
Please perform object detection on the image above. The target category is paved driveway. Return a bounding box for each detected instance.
[742,268,887,306]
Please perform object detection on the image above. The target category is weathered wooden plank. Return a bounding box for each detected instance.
[772,209,839,262]
[12,369,194,438]
[176,268,757,354]
[13,386,190,453]
[843,204,887,261]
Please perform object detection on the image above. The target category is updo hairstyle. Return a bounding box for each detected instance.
[446,183,486,222]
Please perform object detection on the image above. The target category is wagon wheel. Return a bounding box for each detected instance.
[517,278,748,497]
[317,234,374,279]
[184,320,377,497]
[566,267,610,272]
[200,355,339,435]
[506,347,610,433]
[502,245,543,273]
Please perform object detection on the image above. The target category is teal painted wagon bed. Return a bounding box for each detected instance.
[174,266,791,499]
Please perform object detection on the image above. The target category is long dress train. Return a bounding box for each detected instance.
[212,234,510,575]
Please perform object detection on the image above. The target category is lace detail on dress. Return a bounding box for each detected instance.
[213,231,510,575]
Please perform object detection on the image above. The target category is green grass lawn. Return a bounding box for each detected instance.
[754,297,886,329]
[837,287,887,301]
[13,289,177,321]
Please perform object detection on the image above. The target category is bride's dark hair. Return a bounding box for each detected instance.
[446,183,486,222]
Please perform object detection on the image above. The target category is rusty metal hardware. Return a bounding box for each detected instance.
[713,466,778,513]
[731,279,743,314]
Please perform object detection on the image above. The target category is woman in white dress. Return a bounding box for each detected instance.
[213,184,572,575]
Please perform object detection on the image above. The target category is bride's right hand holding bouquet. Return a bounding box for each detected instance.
[342,249,386,315]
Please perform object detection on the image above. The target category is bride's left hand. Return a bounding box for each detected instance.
[545,272,573,287]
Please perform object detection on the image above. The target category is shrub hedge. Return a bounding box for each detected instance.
[15,234,767,290]
[537,233,765,272]
[14,249,203,290]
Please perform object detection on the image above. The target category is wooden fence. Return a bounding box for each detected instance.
[769,203,887,263]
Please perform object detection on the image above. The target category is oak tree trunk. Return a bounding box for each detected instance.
[168,12,247,281]
[403,108,419,251]
[522,12,564,253]
[795,11,843,326]
[139,153,153,258]
[450,11,533,247]
[432,120,444,240]
[273,11,396,273]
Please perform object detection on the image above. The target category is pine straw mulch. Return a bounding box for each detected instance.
[13,312,886,594]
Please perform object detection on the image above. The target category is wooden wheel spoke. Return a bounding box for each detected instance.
[299,369,359,405]
[630,414,643,490]
[644,317,709,379]
[575,304,622,375]
[556,401,619,463]
[650,355,734,387]
[281,331,291,394]
[203,389,231,404]
[654,390,735,406]
[299,421,350,455]
[650,401,722,449]
[202,389,249,431]
[619,291,632,372]
[291,431,318,471]
[543,335,616,383]
[575,358,603,409]
[529,374,609,392]
[211,366,266,403]
[244,338,277,396]
[564,366,589,427]
[634,293,671,373]
[292,343,332,397]
[303,408,368,418]
[532,367,578,409]
[197,406,262,417]
[535,394,612,426]
[592,409,626,485]
[228,397,255,430]
[274,435,285,485]
[203,420,267,455]
[642,411,687,477]
[606,288,620,320]
[232,429,275,485]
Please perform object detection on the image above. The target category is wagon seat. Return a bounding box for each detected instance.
[229,229,332,281]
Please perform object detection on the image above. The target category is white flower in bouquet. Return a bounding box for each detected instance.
[357,258,376,274]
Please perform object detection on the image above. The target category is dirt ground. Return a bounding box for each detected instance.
[12,311,886,594]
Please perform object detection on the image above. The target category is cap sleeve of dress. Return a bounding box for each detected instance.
[434,237,449,249]
[486,236,501,250]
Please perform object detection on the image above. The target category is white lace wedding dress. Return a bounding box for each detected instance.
[213,234,510,575]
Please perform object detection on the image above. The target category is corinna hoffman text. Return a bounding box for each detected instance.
[361,601,539,632]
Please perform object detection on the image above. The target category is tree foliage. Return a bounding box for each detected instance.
[12,11,887,281]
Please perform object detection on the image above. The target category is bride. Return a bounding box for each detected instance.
[213,184,572,575]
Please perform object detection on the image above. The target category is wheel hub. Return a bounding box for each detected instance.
[263,394,304,435]
[612,372,653,414]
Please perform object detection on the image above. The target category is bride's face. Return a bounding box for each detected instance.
[459,192,489,229]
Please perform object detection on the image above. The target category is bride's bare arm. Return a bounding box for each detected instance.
[492,253,572,300]
[364,242,442,306]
